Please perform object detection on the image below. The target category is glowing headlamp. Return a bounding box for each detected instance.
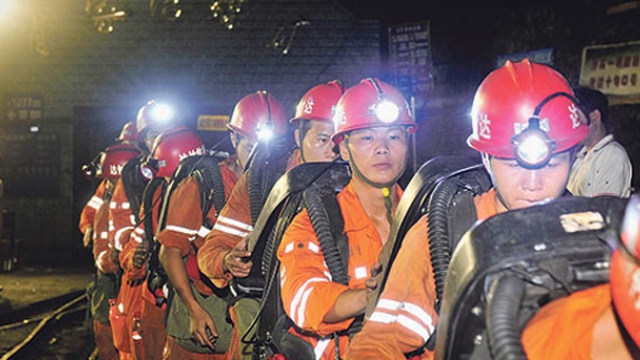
[150,103,173,123]
[511,118,555,169]
[373,100,400,124]
[511,91,585,169]
[140,156,159,180]
[256,123,274,141]
[82,152,103,179]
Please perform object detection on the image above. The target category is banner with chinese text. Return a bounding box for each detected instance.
[580,41,640,104]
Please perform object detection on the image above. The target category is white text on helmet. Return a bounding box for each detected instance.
[568,103,582,129]
[478,114,492,140]
[303,97,315,115]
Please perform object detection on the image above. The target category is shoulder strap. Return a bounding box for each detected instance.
[141,178,166,246]
[120,156,147,224]
[304,187,349,285]
[319,192,349,274]
[191,158,226,229]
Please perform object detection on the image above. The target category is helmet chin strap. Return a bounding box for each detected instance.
[344,134,407,224]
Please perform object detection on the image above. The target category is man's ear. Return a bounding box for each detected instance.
[590,109,601,126]
[481,153,492,175]
[294,128,302,148]
[339,141,349,161]
[229,132,238,149]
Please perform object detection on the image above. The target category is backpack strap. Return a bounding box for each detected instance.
[120,156,148,224]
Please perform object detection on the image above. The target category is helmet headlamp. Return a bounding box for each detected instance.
[373,100,400,124]
[511,91,583,169]
[150,103,173,123]
[82,152,103,179]
[140,157,159,180]
[256,123,274,141]
[511,118,555,169]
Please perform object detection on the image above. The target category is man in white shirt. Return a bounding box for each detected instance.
[567,86,633,197]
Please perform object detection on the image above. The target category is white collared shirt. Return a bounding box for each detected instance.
[567,134,633,197]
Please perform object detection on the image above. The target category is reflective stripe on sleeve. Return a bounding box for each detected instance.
[288,277,328,327]
[165,225,198,236]
[370,298,435,342]
[114,226,134,251]
[217,216,253,231]
[197,225,211,238]
[212,223,249,238]
[87,196,103,210]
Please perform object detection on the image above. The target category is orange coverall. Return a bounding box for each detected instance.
[198,152,300,359]
[91,181,119,360]
[198,153,301,288]
[79,179,107,234]
[522,284,632,360]
[277,181,402,360]
[345,189,500,360]
[157,159,238,360]
[121,183,166,360]
[107,176,137,360]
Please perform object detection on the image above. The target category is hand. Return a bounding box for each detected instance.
[365,262,382,291]
[133,240,150,269]
[83,227,93,248]
[223,236,252,278]
[110,248,120,267]
[190,306,218,349]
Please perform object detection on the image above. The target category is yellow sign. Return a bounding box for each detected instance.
[580,41,640,104]
[197,115,229,131]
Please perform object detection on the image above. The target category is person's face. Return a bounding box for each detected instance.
[339,126,408,186]
[231,133,257,169]
[487,151,572,212]
[296,120,338,163]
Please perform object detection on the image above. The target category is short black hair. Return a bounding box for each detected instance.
[573,86,611,132]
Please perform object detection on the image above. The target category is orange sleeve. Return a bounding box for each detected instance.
[198,173,252,288]
[79,180,106,234]
[119,184,165,280]
[346,216,437,360]
[277,209,353,336]
[119,224,147,280]
[156,178,202,257]
[108,179,136,252]
[92,199,118,274]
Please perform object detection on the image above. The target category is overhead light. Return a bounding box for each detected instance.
[151,0,183,21]
[210,0,246,30]
[267,19,311,55]
[85,0,128,34]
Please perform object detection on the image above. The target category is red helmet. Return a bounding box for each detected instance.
[227,91,288,140]
[97,143,141,180]
[610,194,640,347]
[148,127,205,178]
[467,59,588,159]
[135,100,173,140]
[116,121,137,143]
[331,78,417,144]
[291,80,346,126]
